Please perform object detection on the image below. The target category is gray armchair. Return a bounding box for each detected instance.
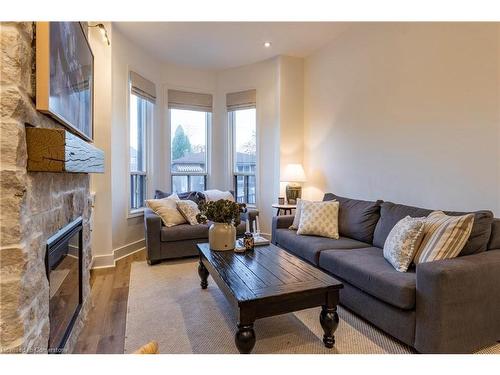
[144,192,259,265]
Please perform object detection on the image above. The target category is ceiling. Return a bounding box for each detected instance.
[113,22,349,71]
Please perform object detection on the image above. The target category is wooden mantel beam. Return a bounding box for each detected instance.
[26,128,104,173]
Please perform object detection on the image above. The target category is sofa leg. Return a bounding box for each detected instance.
[147,259,160,266]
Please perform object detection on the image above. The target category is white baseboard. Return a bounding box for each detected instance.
[91,239,145,269]
[91,253,115,269]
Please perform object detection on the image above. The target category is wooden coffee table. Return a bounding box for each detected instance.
[197,242,343,354]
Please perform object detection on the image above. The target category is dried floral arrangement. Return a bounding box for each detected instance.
[196,199,246,226]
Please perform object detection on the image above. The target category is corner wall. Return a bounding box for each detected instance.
[215,58,281,235]
[278,56,304,198]
[304,23,500,216]
[91,29,305,265]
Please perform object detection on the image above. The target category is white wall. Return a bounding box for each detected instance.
[108,28,164,262]
[278,56,304,197]
[497,24,500,216]
[89,23,113,262]
[92,28,220,267]
[303,23,500,216]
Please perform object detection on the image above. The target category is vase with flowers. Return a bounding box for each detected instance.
[196,199,246,251]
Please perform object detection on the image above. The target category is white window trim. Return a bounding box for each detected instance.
[168,109,211,193]
[126,69,154,219]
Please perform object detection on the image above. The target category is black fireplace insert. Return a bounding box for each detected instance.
[45,217,83,353]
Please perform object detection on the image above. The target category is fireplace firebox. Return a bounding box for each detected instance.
[45,217,83,353]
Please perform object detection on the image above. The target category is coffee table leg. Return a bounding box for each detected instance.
[235,323,256,354]
[320,293,339,348]
[198,259,209,289]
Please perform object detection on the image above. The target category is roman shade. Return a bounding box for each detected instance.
[168,89,213,112]
[130,71,156,103]
[226,89,256,111]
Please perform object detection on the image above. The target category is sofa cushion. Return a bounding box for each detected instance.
[274,228,371,265]
[161,221,246,242]
[323,193,382,244]
[488,218,500,250]
[319,247,416,310]
[161,223,208,242]
[372,201,493,256]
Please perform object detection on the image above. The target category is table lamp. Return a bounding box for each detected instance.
[281,164,306,204]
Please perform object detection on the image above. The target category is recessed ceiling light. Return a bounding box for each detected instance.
[264,41,272,48]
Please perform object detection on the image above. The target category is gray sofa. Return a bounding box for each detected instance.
[145,190,258,265]
[272,193,500,353]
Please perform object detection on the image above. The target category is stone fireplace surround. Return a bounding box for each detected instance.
[1,22,92,353]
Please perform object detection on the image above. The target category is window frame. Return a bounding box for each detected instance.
[169,109,211,193]
[127,90,153,218]
[228,108,257,207]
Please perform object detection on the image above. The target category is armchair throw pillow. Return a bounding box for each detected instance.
[146,193,187,227]
[176,200,201,225]
[202,189,235,202]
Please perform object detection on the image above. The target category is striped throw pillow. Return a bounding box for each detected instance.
[414,211,474,264]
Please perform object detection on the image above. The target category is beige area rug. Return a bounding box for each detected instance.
[125,259,500,354]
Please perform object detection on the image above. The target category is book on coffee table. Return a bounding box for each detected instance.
[236,236,270,248]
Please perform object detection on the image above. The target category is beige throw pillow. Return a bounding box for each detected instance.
[289,198,304,230]
[176,200,200,225]
[146,194,186,227]
[383,216,426,272]
[297,200,340,239]
[414,211,474,264]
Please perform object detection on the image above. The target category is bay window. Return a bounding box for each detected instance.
[168,89,212,193]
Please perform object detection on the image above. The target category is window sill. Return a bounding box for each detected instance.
[128,208,145,219]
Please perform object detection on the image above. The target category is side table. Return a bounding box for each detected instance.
[271,203,296,216]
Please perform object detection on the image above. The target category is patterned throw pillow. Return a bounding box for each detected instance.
[146,193,187,227]
[297,200,340,239]
[383,216,426,272]
[414,211,474,264]
[176,200,200,225]
[290,198,337,230]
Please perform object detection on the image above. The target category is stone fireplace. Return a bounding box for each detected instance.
[1,22,93,353]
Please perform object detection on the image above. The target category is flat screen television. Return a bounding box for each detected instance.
[36,22,94,142]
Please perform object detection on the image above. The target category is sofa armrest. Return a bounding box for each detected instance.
[415,250,500,353]
[271,215,294,244]
[144,208,162,262]
[240,208,259,232]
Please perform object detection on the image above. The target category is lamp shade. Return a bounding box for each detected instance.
[281,164,306,182]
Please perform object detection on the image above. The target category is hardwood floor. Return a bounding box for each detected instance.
[73,250,146,354]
